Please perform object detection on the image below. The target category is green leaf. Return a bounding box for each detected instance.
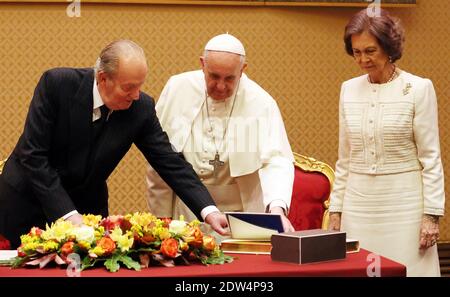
[117,255,141,271]
[135,247,157,253]
[104,254,120,272]
[9,255,38,268]
[81,256,102,271]
[201,251,234,265]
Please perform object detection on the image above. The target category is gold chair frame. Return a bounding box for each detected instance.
[293,152,335,230]
[0,158,6,175]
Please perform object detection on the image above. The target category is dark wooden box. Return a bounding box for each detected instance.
[271,229,346,264]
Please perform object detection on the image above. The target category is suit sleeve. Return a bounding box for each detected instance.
[136,96,216,220]
[16,70,76,222]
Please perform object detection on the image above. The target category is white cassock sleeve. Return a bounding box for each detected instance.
[257,99,294,213]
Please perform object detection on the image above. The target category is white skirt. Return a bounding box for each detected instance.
[341,170,440,277]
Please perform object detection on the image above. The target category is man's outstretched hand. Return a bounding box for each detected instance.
[205,211,229,236]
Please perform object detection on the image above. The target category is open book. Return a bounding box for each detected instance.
[225,212,283,240]
[221,212,283,254]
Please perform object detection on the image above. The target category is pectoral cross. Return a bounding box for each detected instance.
[209,153,224,177]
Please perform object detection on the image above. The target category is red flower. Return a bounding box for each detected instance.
[100,215,124,232]
[159,217,172,228]
[17,245,26,257]
[160,238,178,258]
[61,242,75,256]
[139,233,156,245]
[0,234,10,250]
[27,227,42,237]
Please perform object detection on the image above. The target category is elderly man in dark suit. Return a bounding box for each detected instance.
[0,40,228,248]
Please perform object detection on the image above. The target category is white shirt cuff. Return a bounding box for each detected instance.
[61,210,79,220]
[200,205,220,221]
[268,200,288,213]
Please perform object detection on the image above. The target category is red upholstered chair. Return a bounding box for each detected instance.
[288,153,335,231]
[0,234,11,250]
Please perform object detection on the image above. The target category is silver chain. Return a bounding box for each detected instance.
[204,83,239,156]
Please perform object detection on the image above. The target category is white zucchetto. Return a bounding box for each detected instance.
[204,33,246,56]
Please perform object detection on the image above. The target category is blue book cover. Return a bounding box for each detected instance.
[225,212,283,240]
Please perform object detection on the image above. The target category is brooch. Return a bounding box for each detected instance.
[403,83,412,95]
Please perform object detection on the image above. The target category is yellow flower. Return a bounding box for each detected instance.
[41,220,74,242]
[127,212,158,233]
[189,219,201,227]
[42,240,59,253]
[90,245,106,257]
[77,240,92,250]
[22,241,40,253]
[152,225,170,240]
[109,228,134,252]
[20,234,40,245]
[94,226,105,240]
[179,240,189,252]
[82,214,102,227]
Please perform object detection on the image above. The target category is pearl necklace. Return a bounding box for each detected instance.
[368,64,397,84]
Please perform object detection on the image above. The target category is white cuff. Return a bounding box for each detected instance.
[61,210,79,220]
[200,205,220,221]
[268,200,288,214]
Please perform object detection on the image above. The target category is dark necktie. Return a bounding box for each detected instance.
[93,105,109,142]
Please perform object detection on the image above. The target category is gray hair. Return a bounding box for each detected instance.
[203,50,246,66]
[94,39,146,76]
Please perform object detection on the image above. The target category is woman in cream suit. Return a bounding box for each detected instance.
[328,8,444,276]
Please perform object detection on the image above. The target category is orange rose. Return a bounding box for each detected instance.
[160,238,178,258]
[61,241,75,256]
[202,235,216,251]
[183,226,203,248]
[97,237,116,255]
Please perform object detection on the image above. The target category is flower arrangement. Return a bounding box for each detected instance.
[6,212,233,272]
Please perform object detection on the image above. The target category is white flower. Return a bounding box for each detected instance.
[71,226,95,243]
[169,220,187,234]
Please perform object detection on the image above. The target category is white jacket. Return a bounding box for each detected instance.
[330,71,445,215]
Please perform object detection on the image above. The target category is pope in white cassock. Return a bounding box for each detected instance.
[146,33,295,231]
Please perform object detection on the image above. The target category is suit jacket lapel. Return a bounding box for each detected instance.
[68,69,94,182]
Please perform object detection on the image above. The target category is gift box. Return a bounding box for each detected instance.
[271,229,346,264]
